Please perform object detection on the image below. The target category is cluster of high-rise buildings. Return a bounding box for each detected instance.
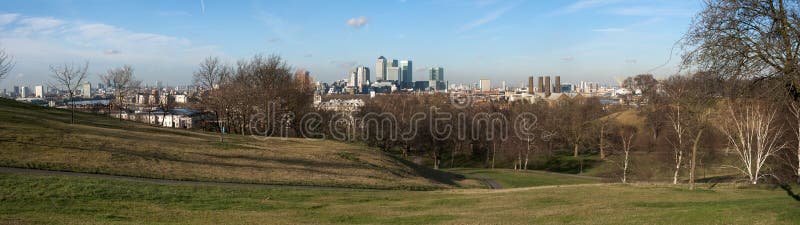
[335,56,446,94]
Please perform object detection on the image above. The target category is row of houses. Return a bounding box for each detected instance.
[110,109,207,129]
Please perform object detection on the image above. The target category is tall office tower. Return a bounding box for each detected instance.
[376,56,387,81]
[400,60,412,88]
[554,76,561,93]
[35,85,44,98]
[13,86,19,97]
[527,76,534,94]
[82,82,92,98]
[544,76,551,96]
[356,66,370,87]
[385,59,399,81]
[479,79,491,92]
[348,68,358,87]
[20,86,28,98]
[428,67,444,81]
[537,76,544,93]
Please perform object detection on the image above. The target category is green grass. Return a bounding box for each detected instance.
[446,168,600,188]
[1,172,798,224]
[0,98,470,190]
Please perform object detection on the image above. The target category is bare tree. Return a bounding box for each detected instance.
[100,65,140,121]
[51,62,89,124]
[683,0,800,97]
[193,56,231,142]
[719,102,786,184]
[0,48,14,82]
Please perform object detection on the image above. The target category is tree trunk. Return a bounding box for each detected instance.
[600,126,605,159]
[70,93,75,124]
[689,129,703,190]
[623,150,629,183]
[573,143,579,157]
[673,151,682,184]
[491,142,496,169]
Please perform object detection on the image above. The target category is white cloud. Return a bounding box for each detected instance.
[0,13,20,26]
[608,6,690,17]
[346,16,368,29]
[592,28,626,33]
[552,0,622,15]
[14,17,64,35]
[0,14,220,85]
[458,4,516,33]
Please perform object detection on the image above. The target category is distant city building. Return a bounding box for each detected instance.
[386,62,400,81]
[13,86,19,97]
[375,56,387,81]
[81,83,91,98]
[428,67,444,81]
[34,85,43,98]
[19,86,28,98]
[356,66,370,88]
[479,79,491,92]
[400,60,412,88]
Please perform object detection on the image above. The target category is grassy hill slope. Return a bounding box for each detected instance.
[1,172,797,224]
[0,98,472,190]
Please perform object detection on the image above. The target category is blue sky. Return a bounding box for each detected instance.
[0,0,701,89]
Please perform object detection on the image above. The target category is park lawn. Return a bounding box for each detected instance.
[446,168,601,188]
[0,172,798,224]
[0,98,471,190]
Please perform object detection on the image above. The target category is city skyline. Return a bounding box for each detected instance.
[0,0,700,89]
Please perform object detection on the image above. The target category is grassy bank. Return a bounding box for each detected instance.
[0,98,470,190]
[0,172,798,224]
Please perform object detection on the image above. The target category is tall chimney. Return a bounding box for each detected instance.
[554,76,561,93]
[538,76,544,93]
[544,76,551,97]
[527,76,534,94]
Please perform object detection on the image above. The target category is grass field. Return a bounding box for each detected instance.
[0,98,473,190]
[445,168,601,188]
[1,172,798,224]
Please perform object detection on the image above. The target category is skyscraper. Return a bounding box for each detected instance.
[386,59,399,82]
[20,86,28,98]
[428,67,444,81]
[554,76,561,93]
[376,56,387,81]
[537,76,544,93]
[400,60,412,88]
[348,68,358,87]
[35,85,44,98]
[527,76,534,94]
[544,76,551,96]
[13,86,19,97]
[356,66,370,88]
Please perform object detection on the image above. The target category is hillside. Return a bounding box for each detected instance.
[0,98,473,190]
[1,172,797,224]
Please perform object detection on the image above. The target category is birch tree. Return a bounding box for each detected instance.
[51,62,89,124]
[618,125,636,183]
[719,102,786,184]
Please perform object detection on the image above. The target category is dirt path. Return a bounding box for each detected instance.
[477,177,503,189]
[0,167,379,191]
